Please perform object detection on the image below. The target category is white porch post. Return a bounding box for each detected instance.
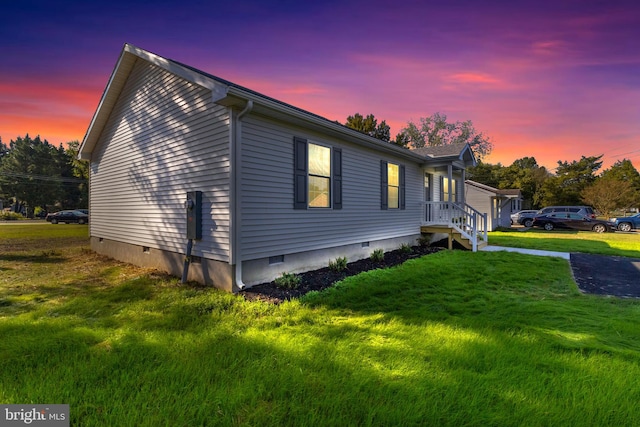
[461,168,466,204]
[447,164,453,202]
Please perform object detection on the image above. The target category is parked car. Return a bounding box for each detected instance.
[46,210,89,224]
[610,213,640,232]
[532,212,613,233]
[510,210,539,227]
[537,206,596,219]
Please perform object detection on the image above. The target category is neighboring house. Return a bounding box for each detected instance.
[464,180,522,230]
[79,44,482,292]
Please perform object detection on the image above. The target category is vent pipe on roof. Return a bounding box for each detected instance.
[231,100,253,291]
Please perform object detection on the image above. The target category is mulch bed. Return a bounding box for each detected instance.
[240,245,444,304]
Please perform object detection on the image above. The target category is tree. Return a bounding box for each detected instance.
[0,135,88,215]
[62,141,89,208]
[400,112,494,158]
[539,155,603,206]
[466,160,503,188]
[391,132,410,148]
[345,113,391,142]
[0,135,65,214]
[599,159,640,211]
[467,157,549,208]
[581,178,636,218]
[601,159,640,190]
[499,157,549,209]
[0,137,7,159]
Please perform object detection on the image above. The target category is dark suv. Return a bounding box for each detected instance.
[537,206,596,219]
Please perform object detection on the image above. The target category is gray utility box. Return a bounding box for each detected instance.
[186,191,202,240]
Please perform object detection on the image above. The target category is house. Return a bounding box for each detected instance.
[78,44,483,292]
[464,180,523,230]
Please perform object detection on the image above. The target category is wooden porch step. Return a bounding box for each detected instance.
[420,225,487,251]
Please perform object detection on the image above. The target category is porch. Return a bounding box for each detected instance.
[421,201,488,251]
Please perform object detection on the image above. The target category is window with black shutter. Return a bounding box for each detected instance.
[293,137,342,210]
[381,161,405,210]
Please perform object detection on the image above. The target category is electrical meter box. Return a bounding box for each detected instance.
[185,191,202,240]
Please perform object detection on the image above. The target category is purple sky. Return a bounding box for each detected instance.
[1,0,639,171]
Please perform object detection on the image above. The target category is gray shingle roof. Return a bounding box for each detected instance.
[411,143,470,158]
[466,180,522,197]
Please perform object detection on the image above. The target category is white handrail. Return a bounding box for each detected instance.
[423,201,488,251]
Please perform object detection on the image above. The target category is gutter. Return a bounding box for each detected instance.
[230,100,253,291]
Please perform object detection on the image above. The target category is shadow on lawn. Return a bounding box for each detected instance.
[2,310,633,426]
[2,252,639,424]
[301,251,640,359]
[0,252,66,263]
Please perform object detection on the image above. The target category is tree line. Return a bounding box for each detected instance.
[344,112,640,217]
[468,156,640,217]
[0,135,88,217]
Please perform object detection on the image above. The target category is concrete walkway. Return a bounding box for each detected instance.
[480,245,571,260]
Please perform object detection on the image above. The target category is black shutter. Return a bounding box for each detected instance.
[400,165,406,210]
[293,137,308,209]
[333,148,342,209]
[380,160,388,210]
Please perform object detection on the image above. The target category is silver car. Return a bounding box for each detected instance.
[510,210,538,227]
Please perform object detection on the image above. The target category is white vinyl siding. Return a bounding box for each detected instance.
[239,115,422,260]
[89,59,231,261]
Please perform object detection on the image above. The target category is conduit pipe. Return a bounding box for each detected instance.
[231,100,253,291]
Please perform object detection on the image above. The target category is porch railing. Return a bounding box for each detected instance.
[423,201,488,252]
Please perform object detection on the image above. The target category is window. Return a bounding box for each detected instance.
[293,137,342,210]
[380,161,405,210]
[387,163,400,209]
[308,143,331,208]
[441,178,458,202]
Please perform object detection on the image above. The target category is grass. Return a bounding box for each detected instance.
[2,224,640,426]
[489,229,640,258]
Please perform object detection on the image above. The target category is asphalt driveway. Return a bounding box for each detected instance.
[570,253,640,298]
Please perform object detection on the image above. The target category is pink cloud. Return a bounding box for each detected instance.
[446,72,501,85]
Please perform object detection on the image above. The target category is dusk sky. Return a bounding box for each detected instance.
[1,0,639,171]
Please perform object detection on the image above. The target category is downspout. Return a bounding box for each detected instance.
[231,100,253,291]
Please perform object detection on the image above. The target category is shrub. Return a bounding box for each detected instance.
[417,234,431,247]
[399,243,412,254]
[370,249,384,263]
[0,212,22,221]
[274,272,301,290]
[329,257,348,272]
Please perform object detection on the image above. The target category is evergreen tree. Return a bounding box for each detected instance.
[345,113,391,142]
[0,135,88,215]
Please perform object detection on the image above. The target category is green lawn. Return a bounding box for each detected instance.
[2,224,640,426]
[489,229,640,258]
